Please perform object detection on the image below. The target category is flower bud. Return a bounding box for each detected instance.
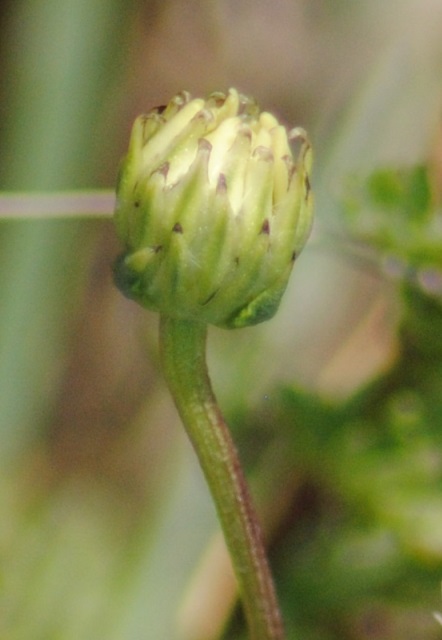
[114,88,313,328]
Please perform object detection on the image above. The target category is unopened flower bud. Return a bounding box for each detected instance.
[114,88,313,328]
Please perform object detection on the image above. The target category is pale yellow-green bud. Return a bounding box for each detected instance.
[114,88,313,328]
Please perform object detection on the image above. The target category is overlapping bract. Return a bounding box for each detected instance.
[114,88,313,328]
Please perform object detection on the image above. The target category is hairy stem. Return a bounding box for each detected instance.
[159,315,285,640]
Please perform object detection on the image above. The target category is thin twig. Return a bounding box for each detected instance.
[0,191,115,220]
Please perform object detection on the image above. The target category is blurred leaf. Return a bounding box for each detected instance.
[342,163,442,292]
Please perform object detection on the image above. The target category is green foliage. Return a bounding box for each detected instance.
[343,164,442,280]
[223,162,442,639]
[229,285,442,637]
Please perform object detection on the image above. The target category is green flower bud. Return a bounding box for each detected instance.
[114,88,313,328]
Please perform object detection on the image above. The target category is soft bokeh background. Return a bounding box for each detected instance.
[1,1,442,638]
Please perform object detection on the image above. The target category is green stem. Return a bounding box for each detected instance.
[159,315,285,640]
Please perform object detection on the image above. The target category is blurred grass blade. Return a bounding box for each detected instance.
[0,0,127,462]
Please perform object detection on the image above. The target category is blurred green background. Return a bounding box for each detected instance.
[1,1,442,638]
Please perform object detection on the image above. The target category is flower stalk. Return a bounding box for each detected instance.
[159,315,285,640]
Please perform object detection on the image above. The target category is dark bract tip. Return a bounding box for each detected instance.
[112,253,141,301]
